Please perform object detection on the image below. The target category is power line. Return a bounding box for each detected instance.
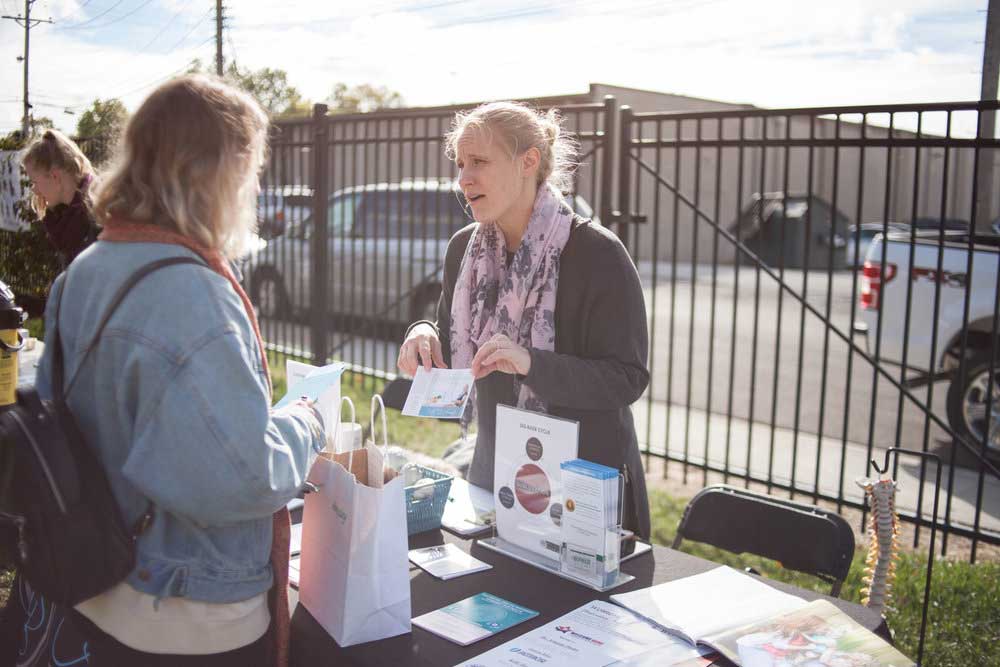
[56,0,157,32]
[136,0,196,52]
[163,6,213,54]
[55,0,126,30]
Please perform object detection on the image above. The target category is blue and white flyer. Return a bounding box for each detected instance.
[402,367,474,419]
[494,405,579,560]
[456,600,712,667]
[412,592,538,646]
[275,359,346,448]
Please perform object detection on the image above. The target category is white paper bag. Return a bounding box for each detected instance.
[299,396,411,646]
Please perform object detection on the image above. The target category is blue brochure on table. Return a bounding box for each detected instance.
[412,592,538,646]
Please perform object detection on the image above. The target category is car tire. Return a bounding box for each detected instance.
[251,268,290,320]
[945,352,1000,455]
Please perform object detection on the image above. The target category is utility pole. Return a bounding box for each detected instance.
[2,0,52,136]
[215,0,224,76]
[976,0,999,231]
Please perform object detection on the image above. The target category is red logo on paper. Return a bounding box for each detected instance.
[514,463,551,514]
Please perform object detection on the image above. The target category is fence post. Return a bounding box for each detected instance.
[617,105,633,247]
[310,103,330,366]
[600,95,617,227]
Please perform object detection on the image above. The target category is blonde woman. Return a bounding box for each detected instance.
[398,102,651,541]
[2,75,324,666]
[21,129,99,267]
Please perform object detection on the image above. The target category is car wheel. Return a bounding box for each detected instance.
[252,269,290,320]
[945,353,1000,454]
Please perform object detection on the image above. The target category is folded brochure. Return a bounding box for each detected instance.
[408,543,492,580]
[611,566,914,666]
[412,592,538,646]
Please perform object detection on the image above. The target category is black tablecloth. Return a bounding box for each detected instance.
[288,529,888,667]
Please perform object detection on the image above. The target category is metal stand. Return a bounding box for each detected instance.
[477,535,636,592]
[870,447,941,667]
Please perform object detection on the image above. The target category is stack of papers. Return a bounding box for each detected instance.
[610,566,807,644]
[412,592,538,646]
[408,543,492,580]
[455,600,712,667]
[559,459,621,588]
[611,568,915,666]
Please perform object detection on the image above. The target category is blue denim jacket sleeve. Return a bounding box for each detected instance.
[120,326,325,527]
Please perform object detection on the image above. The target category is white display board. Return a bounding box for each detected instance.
[493,404,579,560]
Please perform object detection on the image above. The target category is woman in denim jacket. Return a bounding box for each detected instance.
[3,75,324,666]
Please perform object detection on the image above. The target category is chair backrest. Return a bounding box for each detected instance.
[672,485,855,596]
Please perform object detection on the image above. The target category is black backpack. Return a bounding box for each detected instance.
[0,256,206,606]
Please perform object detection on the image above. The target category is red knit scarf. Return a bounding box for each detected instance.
[100,217,290,667]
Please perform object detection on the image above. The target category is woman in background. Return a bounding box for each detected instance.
[21,129,100,267]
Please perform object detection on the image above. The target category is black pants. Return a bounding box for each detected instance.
[1,573,269,667]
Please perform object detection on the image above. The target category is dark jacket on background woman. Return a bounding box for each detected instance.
[41,177,98,267]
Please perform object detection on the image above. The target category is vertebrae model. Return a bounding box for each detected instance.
[856,475,900,615]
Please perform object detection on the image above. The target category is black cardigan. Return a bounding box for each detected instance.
[426,217,651,539]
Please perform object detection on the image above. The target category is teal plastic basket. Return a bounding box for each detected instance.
[402,464,453,535]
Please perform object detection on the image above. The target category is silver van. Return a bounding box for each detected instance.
[244,180,595,327]
[246,181,468,326]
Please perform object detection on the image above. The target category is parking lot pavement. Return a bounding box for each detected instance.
[631,397,1000,538]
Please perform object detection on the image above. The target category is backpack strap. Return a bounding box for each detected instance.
[49,256,210,538]
[52,256,210,401]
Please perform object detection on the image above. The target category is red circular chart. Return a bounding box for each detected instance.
[514,463,551,514]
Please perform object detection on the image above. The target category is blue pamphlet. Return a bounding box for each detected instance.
[273,362,347,408]
[412,592,538,645]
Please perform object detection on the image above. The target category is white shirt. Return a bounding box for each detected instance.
[76,582,269,655]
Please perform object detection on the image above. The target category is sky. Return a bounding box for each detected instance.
[0,0,993,137]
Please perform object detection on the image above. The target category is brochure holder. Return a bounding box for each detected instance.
[477,472,636,593]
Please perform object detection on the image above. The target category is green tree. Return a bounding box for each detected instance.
[327,83,404,114]
[75,98,127,139]
[74,99,127,165]
[225,63,308,116]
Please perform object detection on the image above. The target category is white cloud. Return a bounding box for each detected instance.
[0,0,989,135]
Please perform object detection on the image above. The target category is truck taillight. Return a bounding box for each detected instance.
[860,261,897,310]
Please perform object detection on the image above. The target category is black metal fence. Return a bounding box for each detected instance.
[248,100,1000,571]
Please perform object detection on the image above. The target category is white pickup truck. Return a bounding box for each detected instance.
[854,231,1000,454]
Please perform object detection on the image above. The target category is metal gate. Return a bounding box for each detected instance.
[250,99,1000,561]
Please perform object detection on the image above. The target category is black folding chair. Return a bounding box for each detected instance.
[672,484,855,597]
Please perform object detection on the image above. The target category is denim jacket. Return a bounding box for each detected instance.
[36,240,324,604]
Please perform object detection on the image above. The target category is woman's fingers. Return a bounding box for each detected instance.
[397,340,419,376]
[471,339,498,376]
[397,330,444,377]
[431,339,448,369]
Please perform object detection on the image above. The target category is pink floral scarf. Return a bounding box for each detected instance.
[450,185,573,414]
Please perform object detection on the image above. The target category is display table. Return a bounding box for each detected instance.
[288,529,888,667]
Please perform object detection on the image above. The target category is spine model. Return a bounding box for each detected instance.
[856,475,900,615]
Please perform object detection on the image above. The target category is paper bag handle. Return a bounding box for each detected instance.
[340,396,356,426]
[370,394,389,454]
[332,396,357,455]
